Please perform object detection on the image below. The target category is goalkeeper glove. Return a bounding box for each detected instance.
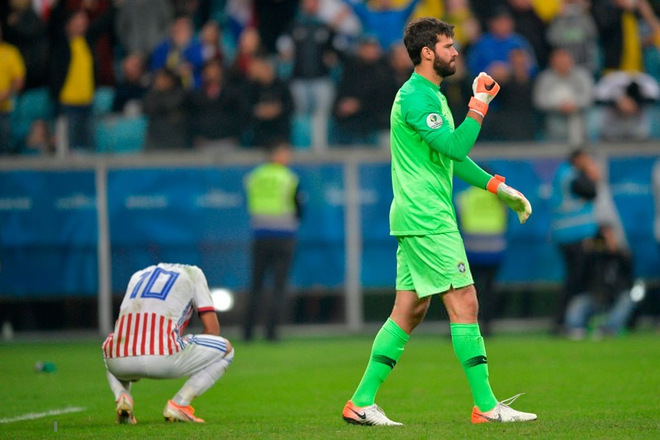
[487,175,532,224]
[469,72,500,117]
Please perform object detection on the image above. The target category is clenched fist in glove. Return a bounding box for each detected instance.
[469,72,500,117]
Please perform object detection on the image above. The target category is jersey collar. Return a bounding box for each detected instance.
[411,72,441,91]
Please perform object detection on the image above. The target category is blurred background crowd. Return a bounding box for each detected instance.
[1,0,660,155]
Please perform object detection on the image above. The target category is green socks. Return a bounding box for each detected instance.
[451,323,498,412]
[350,320,497,412]
[351,318,409,407]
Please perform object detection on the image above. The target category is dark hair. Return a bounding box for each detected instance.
[203,58,223,71]
[403,17,454,66]
[569,148,587,164]
[156,68,182,88]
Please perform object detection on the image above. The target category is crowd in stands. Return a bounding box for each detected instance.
[1,0,660,155]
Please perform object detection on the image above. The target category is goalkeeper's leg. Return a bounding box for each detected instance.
[443,285,536,423]
[443,286,498,413]
[343,291,429,425]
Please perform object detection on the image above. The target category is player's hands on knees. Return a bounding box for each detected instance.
[469,72,500,117]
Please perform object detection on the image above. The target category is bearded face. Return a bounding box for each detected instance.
[432,47,457,78]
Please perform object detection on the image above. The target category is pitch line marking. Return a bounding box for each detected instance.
[0,407,86,424]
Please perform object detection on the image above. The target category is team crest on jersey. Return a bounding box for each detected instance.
[457,262,466,274]
[426,113,443,129]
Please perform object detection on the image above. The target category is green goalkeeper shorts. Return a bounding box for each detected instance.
[395,232,474,298]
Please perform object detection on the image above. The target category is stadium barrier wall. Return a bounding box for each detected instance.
[1,144,659,333]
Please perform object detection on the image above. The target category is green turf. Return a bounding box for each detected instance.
[1,332,659,439]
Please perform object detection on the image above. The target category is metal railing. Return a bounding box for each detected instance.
[2,141,660,334]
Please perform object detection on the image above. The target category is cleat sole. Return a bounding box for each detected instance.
[116,410,137,425]
[343,416,365,425]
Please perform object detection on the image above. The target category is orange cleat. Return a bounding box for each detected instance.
[115,392,137,425]
[163,400,205,423]
[342,400,402,426]
[471,394,537,424]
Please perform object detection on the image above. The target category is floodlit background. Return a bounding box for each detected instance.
[0,0,659,337]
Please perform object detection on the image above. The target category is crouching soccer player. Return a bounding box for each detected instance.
[102,263,234,424]
[342,18,536,426]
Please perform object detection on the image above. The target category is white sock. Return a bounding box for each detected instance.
[173,349,234,407]
[106,370,132,401]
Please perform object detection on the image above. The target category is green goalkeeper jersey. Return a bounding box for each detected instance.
[389,72,486,236]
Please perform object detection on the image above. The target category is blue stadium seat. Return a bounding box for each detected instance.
[95,116,146,154]
[93,87,116,116]
[16,87,55,122]
[291,115,312,149]
[10,120,32,153]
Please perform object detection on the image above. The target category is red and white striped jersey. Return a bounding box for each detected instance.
[103,263,216,358]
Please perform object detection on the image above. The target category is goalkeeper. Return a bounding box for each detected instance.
[342,18,536,426]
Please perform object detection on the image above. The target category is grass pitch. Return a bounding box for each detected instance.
[1,331,659,439]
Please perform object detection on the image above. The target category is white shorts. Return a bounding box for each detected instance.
[105,334,230,380]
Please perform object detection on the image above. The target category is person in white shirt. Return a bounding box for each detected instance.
[102,263,234,424]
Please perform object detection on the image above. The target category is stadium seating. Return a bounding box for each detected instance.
[15,87,55,122]
[291,115,312,149]
[93,87,116,117]
[95,115,146,154]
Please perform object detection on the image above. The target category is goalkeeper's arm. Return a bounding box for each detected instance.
[454,158,532,224]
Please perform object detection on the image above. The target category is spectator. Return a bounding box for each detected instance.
[592,0,646,72]
[443,0,480,50]
[4,0,49,90]
[456,171,508,337]
[111,53,149,116]
[116,0,173,56]
[342,0,421,51]
[470,0,504,29]
[0,24,25,154]
[143,68,189,150]
[278,0,340,150]
[388,42,414,89]
[466,7,537,78]
[564,224,636,340]
[507,0,551,68]
[550,149,600,335]
[48,2,115,151]
[440,52,472,126]
[200,20,224,64]
[481,48,537,141]
[533,48,594,144]
[244,143,302,342]
[244,56,294,148]
[225,0,254,46]
[150,16,205,90]
[24,119,56,155]
[66,0,116,86]
[546,0,600,75]
[188,60,244,149]
[331,36,394,146]
[318,0,363,52]
[594,70,660,141]
[227,26,264,83]
[254,0,299,54]
[639,0,660,81]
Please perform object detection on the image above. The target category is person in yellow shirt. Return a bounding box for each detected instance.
[243,143,302,342]
[0,24,26,154]
[48,3,115,152]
